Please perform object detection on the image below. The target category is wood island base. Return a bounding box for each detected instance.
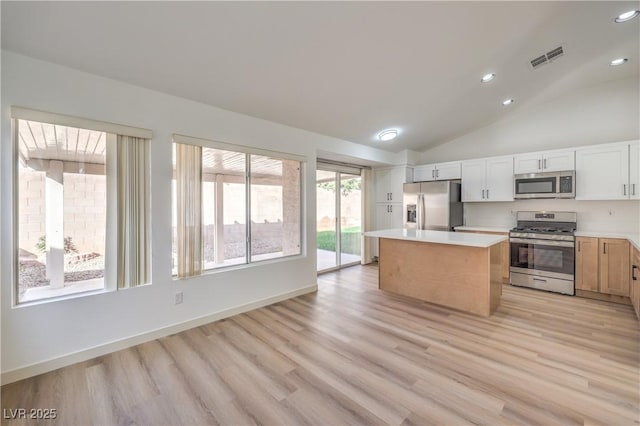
[379,238,502,317]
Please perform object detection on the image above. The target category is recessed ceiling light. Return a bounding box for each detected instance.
[615,10,640,23]
[481,73,496,83]
[502,99,514,106]
[378,129,398,141]
[610,58,628,66]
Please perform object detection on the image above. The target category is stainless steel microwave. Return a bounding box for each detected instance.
[514,170,575,199]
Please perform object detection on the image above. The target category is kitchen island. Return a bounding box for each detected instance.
[364,229,507,317]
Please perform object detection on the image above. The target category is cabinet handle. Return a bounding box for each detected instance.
[538,159,541,170]
[482,189,485,199]
[436,169,439,179]
[623,184,627,196]
[633,265,638,281]
[390,205,393,213]
[633,183,636,196]
[432,169,435,179]
[603,242,607,254]
[486,189,490,199]
[543,158,547,169]
[533,278,547,282]
[390,192,392,201]
[578,241,581,252]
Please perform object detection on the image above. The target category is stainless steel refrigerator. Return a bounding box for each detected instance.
[403,181,463,231]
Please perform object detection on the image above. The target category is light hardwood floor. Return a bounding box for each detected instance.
[2,265,639,425]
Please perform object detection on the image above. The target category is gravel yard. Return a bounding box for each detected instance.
[18,254,105,299]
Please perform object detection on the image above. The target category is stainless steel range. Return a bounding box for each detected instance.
[509,211,577,295]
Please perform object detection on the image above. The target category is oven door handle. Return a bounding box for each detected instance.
[509,238,575,247]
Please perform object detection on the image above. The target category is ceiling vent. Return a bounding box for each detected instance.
[530,45,564,69]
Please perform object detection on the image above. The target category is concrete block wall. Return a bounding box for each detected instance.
[63,173,106,254]
[18,170,45,256]
[18,171,106,256]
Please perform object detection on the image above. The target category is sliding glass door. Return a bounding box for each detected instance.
[316,166,362,272]
[316,170,338,270]
[339,173,362,266]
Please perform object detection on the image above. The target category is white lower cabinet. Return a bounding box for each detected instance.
[375,203,403,230]
[373,203,403,258]
[462,156,514,202]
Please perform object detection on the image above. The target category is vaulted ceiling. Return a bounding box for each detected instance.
[2,1,639,152]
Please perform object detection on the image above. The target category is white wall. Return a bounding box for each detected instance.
[464,200,640,234]
[419,76,640,163]
[0,51,399,379]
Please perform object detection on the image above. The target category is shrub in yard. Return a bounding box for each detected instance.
[36,236,79,254]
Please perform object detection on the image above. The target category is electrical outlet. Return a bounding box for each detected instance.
[175,291,183,305]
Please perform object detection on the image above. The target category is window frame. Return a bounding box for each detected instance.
[172,134,307,278]
[11,108,153,307]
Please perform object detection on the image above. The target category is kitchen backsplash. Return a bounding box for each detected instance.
[464,200,640,233]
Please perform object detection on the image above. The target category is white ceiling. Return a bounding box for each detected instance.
[2,1,639,153]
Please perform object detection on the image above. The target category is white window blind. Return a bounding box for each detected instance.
[117,135,151,288]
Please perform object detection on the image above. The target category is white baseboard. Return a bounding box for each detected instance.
[1,284,317,385]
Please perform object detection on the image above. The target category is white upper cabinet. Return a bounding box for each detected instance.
[485,156,515,201]
[544,150,576,172]
[461,156,513,202]
[461,159,485,202]
[514,149,575,174]
[575,142,630,200]
[435,161,462,180]
[513,153,543,174]
[413,164,437,182]
[413,161,461,182]
[630,141,639,200]
[374,166,413,203]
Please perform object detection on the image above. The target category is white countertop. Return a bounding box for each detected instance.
[575,231,640,251]
[456,225,640,251]
[364,228,507,248]
[454,226,511,234]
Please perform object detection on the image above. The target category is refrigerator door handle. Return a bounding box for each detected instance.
[420,193,427,229]
[416,193,422,229]
[416,193,421,229]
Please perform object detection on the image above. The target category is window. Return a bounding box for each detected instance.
[13,108,152,304]
[172,136,303,277]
